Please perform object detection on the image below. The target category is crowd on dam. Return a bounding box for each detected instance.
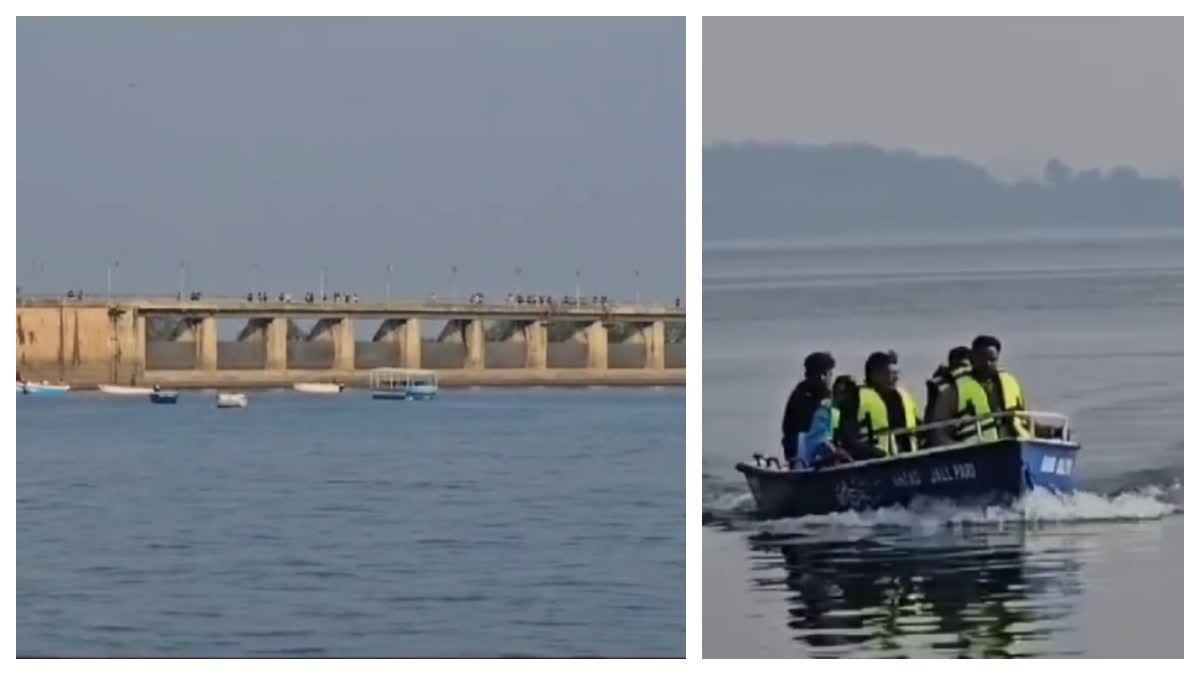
[25,287,684,310]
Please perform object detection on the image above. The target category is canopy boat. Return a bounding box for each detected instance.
[293,382,345,395]
[370,368,438,400]
[17,381,71,397]
[149,390,180,404]
[216,392,248,409]
[98,384,155,396]
[736,411,1080,519]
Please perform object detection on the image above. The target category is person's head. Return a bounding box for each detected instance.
[865,351,899,389]
[803,351,836,388]
[831,375,857,406]
[970,335,1002,377]
[947,345,971,369]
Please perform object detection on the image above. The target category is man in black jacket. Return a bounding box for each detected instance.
[781,351,836,467]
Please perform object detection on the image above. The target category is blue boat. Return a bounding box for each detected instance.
[737,412,1080,519]
[369,367,439,401]
[149,391,179,404]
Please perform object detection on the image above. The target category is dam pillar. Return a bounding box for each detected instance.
[333,317,355,371]
[586,320,608,370]
[133,313,146,380]
[196,315,218,371]
[642,320,665,370]
[265,316,288,370]
[464,317,485,370]
[524,320,547,369]
[402,318,422,369]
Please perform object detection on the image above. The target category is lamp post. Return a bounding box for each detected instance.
[634,269,640,305]
[319,267,327,300]
[451,265,458,302]
[107,260,119,301]
[514,266,522,296]
[386,263,393,302]
[575,269,581,305]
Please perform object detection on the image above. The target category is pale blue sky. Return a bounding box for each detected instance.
[17,17,684,302]
[705,17,1182,180]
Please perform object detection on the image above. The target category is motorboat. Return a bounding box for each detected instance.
[17,381,71,397]
[149,390,180,404]
[216,392,248,408]
[736,411,1080,519]
[369,368,438,400]
[293,382,345,395]
[98,384,155,396]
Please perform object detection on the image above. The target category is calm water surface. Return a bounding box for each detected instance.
[703,232,1183,658]
[18,389,683,657]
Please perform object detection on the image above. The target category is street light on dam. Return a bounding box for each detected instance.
[107,260,120,301]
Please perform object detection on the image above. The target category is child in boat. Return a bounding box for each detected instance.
[798,376,857,469]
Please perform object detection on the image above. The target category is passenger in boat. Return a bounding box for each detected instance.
[799,375,857,469]
[923,345,971,424]
[929,335,1029,445]
[838,351,922,457]
[780,351,836,467]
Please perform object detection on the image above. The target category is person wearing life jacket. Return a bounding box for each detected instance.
[923,345,971,430]
[780,351,837,467]
[837,351,923,458]
[798,375,857,469]
[929,335,1029,445]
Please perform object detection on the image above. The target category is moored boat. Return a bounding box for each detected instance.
[149,390,180,404]
[293,382,345,395]
[17,381,71,397]
[216,392,248,408]
[737,411,1080,519]
[369,368,438,400]
[98,384,155,396]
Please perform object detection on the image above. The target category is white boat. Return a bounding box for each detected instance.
[293,382,345,395]
[369,368,439,400]
[216,392,248,408]
[98,384,155,396]
[18,381,71,397]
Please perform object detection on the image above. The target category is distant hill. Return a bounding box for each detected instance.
[704,142,1183,237]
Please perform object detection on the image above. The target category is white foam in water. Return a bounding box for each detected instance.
[705,491,757,513]
[759,487,1179,535]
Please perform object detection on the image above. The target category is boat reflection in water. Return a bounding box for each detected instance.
[749,526,1084,657]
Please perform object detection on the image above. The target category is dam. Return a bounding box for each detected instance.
[15,297,685,388]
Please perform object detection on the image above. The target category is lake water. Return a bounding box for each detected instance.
[703,231,1183,658]
[17,388,684,657]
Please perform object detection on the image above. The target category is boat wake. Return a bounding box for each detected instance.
[704,470,1182,534]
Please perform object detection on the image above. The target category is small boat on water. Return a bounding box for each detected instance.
[98,384,155,396]
[293,382,345,395]
[17,381,71,397]
[736,411,1080,519]
[369,367,438,400]
[216,392,248,408]
[149,390,180,404]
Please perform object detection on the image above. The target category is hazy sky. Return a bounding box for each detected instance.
[704,17,1182,180]
[18,18,683,301]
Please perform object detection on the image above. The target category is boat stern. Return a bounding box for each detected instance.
[1019,440,1080,494]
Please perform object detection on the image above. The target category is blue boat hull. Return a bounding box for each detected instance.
[149,393,179,404]
[737,439,1080,519]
